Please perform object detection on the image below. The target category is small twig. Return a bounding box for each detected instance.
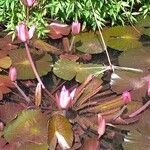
[90,0,113,69]
[129,100,150,117]
[25,42,45,89]
[13,81,30,103]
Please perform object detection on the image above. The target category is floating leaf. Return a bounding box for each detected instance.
[75,32,104,54]
[48,113,73,150]
[0,56,12,69]
[102,26,142,51]
[9,49,53,79]
[81,138,100,150]
[0,75,14,100]
[53,59,104,83]
[0,103,25,123]
[143,28,150,36]
[4,109,48,147]
[136,15,150,28]
[30,39,62,55]
[118,47,150,72]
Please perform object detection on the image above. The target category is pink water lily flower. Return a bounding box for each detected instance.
[71,21,81,35]
[148,80,150,96]
[55,86,76,109]
[16,22,35,42]
[122,91,131,104]
[22,0,36,7]
[9,67,17,82]
[97,114,106,138]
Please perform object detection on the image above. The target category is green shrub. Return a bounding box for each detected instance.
[0,0,149,38]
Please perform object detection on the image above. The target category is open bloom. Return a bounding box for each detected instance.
[97,114,106,138]
[122,91,131,104]
[22,0,36,7]
[9,67,17,82]
[55,86,76,109]
[71,21,81,35]
[148,80,150,96]
[16,22,35,42]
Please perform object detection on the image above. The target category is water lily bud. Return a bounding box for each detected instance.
[9,67,17,82]
[122,91,131,104]
[97,114,106,138]
[21,0,36,7]
[148,80,150,96]
[55,86,76,109]
[71,21,81,35]
[0,122,4,131]
[16,22,35,42]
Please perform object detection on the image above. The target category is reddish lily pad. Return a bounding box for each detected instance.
[102,26,142,51]
[48,113,73,150]
[9,49,52,80]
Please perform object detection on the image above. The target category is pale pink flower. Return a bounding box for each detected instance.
[55,86,76,109]
[148,80,150,96]
[97,114,106,138]
[22,0,36,7]
[71,21,81,35]
[16,22,35,42]
[9,67,17,82]
[122,91,131,104]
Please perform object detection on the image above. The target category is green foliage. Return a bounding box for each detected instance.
[0,0,149,38]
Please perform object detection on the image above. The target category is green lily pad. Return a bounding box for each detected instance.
[75,32,104,54]
[102,26,142,51]
[9,49,52,80]
[53,59,104,83]
[136,15,150,28]
[48,113,73,150]
[3,109,48,147]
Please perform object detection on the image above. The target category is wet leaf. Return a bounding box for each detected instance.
[0,56,12,69]
[81,138,100,150]
[75,32,104,54]
[9,49,53,79]
[30,39,62,55]
[118,47,150,71]
[102,26,142,51]
[0,103,25,123]
[48,113,73,150]
[53,59,104,83]
[4,109,48,146]
[0,75,14,100]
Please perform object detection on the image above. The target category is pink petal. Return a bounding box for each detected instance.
[122,91,131,104]
[97,114,106,138]
[148,80,150,96]
[9,67,17,82]
[28,24,36,39]
[71,21,81,34]
[24,0,36,6]
[70,88,76,99]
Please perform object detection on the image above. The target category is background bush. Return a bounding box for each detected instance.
[0,0,149,38]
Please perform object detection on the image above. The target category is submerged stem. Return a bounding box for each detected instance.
[13,81,30,103]
[24,42,45,89]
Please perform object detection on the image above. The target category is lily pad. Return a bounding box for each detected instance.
[0,56,12,70]
[48,113,73,150]
[4,109,48,147]
[53,59,104,83]
[75,32,104,54]
[102,26,142,51]
[118,47,150,72]
[9,49,53,80]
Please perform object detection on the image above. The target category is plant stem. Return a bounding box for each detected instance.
[90,0,113,69]
[25,42,45,89]
[129,100,150,117]
[69,35,75,52]
[13,81,30,103]
[26,7,29,22]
